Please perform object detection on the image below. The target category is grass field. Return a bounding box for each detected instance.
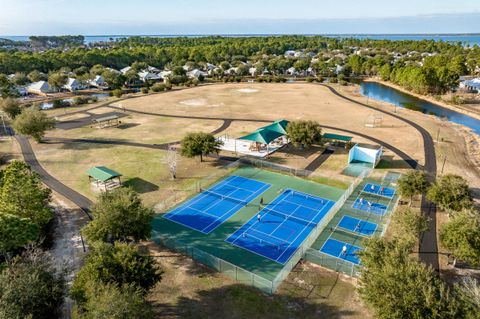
[145,241,372,319]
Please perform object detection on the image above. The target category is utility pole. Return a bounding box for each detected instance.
[436,128,440,143]
[441,156,447,174]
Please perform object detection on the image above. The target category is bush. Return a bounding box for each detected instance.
[71,242,162,303]
[0,97,21,119]
[427,174,473,213]
[73,96,90,105]
[140,87,149,94]
[0,249,64,319]
[306,76,315,83]
[329,76,338,83]
[52,99,69,108]
[73,282,153,319]
[150,83,166,92]
[111,89,123,98]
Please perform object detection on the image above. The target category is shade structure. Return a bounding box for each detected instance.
[239,128,285,144]
[259,119,290,135]
[323,133,353,142]
[86,166,122,182]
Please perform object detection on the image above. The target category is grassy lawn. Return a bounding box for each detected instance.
[32,141,223,207]
[145,242,372,319]
[0,138,20,168]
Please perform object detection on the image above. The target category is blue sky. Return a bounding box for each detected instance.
[1,0,479,35]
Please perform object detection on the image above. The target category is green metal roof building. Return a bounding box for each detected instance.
[86,166,123,191]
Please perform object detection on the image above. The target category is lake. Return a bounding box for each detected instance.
[359,81,480,135]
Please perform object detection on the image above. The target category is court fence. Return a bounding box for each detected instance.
[155,234,277,294]
[154,157,370,293]
[154,160,241,213]
[302,168,370,277]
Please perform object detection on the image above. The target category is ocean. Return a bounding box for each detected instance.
[1,34,480,46]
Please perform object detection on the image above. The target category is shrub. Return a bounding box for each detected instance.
[150,83,166,92]
[112,89,123,98]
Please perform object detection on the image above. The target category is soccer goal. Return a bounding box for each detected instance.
[365,114,384,128]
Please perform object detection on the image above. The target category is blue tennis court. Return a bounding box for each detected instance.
[163,175,270,234]
[337,215,378,237]
[320,238,363,265]
[362,183,395,199]
[226,189,335,264]
[352,198,388,216]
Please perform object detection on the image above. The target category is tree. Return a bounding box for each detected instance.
[0,249,64,319]
[359,238,464,319]
[180,132,222,162]
[440,209,480,267]
[379,64,391,81]
[89,64,105,76]
[172,66,187,76]
[13,107,55,142]
[390,207,429,245]
[102,70,125,89]
[0,97,21,119]
[397,170,429,205]
[0,74,15,97]
[427,174,473,213]
[71,242,162,303]
[72,282,153,319]
[47,72,68,91]
[27,70,47,82]
[82,187,154,243]
[286,120,323,148]
[0,213,39,255]
[111,89,123,98]
[10,72,29,86]
[0,161,52,227]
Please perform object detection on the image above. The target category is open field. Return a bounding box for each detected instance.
[115,83,424,167]
[144,242,372,319]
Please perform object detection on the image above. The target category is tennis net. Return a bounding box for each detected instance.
[263,206,318,227]
[333,224,372,238]
[201,189,248,206]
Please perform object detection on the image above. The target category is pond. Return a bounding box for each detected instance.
[39,93,110,110]
[359,81,480,135]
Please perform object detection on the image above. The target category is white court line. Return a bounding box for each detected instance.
[249,228,290,245]
[319,238,360,265]
[202,184,271,232]
[229,191,292,246]
[275,198,331,262]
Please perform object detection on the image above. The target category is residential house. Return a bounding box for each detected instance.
[120,66,132,74]
[138,71,162,82]
[63,78,87,92]
[27,81,53,95]
[88,75,107,88]
[187,69,207,79]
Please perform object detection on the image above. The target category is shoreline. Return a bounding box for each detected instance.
[363,78,480,121]
[345,82,480,173]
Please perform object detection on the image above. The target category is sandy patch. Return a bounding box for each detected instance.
[236,88,259,93]
[179,98,208,106]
